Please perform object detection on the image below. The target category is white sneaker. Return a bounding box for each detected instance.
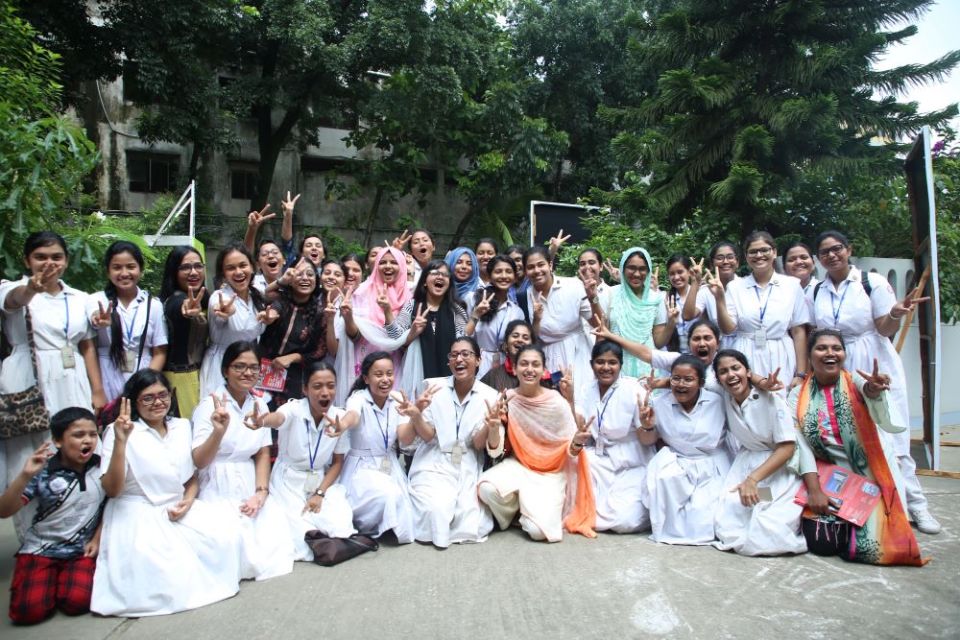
[910,509,942,534]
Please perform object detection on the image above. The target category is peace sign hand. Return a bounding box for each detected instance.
[91,300,114,329]
[638,391,655,430]
[243,401,267,430]
[572,415,594,447]
[280,191,300,217]
[416,383,441,412]
[410,303,430,337]
[582,276,599,299]
[532,291,545,323]
[391,229,412,250]
[603,259,621,283]
[755,367,784,393]
[890,285,931,320]
[211,394,231,432]
[325,414,345,437]
[857,358,891,398]
[651,266,661,291]
[246,204,275,229]
[590,314,614,341]
[376,284,391,312]
[558,367,574,403]
[689,257,705,283]
[338,287,354,320]
[114,397,134,443]
[664,294,679,323]
[703,266,725,300]
[256,306,280,325]
[182,286,206,318]
[28,261,60,293]
[472,290,493,320]
[22,441,53,477]
[548,229,572,256]
[214,294,236,319]
[323,290,339,319]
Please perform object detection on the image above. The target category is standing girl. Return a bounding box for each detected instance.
[160,246,209,419]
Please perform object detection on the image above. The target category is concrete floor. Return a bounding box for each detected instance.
[0,472,957,640]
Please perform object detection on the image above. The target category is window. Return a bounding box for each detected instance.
[300,156,346,173]
[230,165,259,200]
[127,152,179,193]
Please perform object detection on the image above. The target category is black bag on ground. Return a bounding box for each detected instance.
[304,530,378,566]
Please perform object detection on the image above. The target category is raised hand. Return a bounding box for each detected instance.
[590,314,614,342]
[416,383,441,412]
[243,401,266,430]
[890,285,931,320]
[211,393,231,432]
[703,266,725,300]
[256,306,280,325]
[640,369,657,391]
[472,290,493,320]
[324,414,344,437]
[91,300,114,329]
[664,294,679,323]
[532,291,545,323]
[572,415,594,448]
[582,276,599,300]
[213,294,237,320]
[376,284,391,312]
[21,441,53,477]
[857,358,891,398]
[558,366,574,403]
[323,290,339,320]
[280,191,300,217]
[246,204,275,229]
[548,228,572,256]
[410,303,430,337]
[755,367,784,393]
[689,257,706,283]
[603,258,621,283]
[638,391,655,430]
[28,261,60,293]
[338,287,354,320]
[651,266,661,291]
[114,397,134,443]
[279,263,305,288]
[391,229,412,250]
[181,286,205,318]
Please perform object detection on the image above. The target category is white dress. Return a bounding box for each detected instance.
[642,389,731,545]
[660,289,693,353]
[199,286,265,397]
[269,399,356,561]
[338,390,414,543]
[725,273,811,378]
[192,389,294,581]
[576,376,655,533]
[0,279,94,518]
[87,288,168,401]
[91,418,241,617]
[714,388,806,556]
[408,376,498,547]
[807,267,926,511]
[524,276,594,382]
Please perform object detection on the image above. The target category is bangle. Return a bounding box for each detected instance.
[255,486,269,494]
[888,311,903,321]
[639,426,655,432]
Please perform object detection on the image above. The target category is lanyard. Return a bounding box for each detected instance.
[753,283,773,326]
[120,296,142,345]
[62,295,70,339]
[829,283,851,327]
[453,394,472,439]
[304,417,324,471]
[372,403,391,453]
[596,385,617,440]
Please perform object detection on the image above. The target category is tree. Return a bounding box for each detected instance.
[601,0,960,232]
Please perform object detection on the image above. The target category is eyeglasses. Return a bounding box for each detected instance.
[428,270,450,279]
[746,247,773,257]
[670,375,698,385]
[177,263,205,273]
[259,249,282,258]
[229,363,261,374]
[139,391,171,405]
[623,265,647,274]
[818,244,846,259]
[714,253,737,263]
[448,350,476,360]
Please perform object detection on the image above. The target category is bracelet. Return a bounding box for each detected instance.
[888,311,903,321]
[255,486,269,494]
[639,425,655,432]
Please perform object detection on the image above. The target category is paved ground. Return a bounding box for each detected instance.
[1,436,958,639]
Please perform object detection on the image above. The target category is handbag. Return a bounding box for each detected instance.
[0,308,51,439]
[304,530,379,566]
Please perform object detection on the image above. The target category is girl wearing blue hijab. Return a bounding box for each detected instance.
[445,247,480,300]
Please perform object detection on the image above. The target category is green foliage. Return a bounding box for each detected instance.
[934,150,960,324]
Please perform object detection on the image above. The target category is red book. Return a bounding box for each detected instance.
[794,460,882,527]
[255,357,287,393]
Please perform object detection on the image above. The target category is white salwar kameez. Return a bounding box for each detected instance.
[92,418,241,617]
[338,390,415,543]
[642,389,731,545]
[192,390,294,581]
[714,389,805,556]
[725,273,811,380]
[87,288,168,401]
[199,286,265,397]
[576,376,654,532]
[0,279,95,539]
[807,266,927,512]
[408,376,498,547]
[524,276,594,383]
[269,399,356,561]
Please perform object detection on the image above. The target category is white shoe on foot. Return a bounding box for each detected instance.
[910,509,942,534]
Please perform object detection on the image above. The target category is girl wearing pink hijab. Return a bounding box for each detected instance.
[334,247,421,403]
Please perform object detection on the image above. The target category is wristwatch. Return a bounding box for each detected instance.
[314,488,325,498]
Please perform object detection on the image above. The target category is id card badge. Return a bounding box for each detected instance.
[61,345,76,369]
[380,457,392,474]
[754,331,767,349]
[122,350,138,373]
[595,438,606,456]
[303,471,321,495]
[451,443,463,466]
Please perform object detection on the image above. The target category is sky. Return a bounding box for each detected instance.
[876,1,960,138]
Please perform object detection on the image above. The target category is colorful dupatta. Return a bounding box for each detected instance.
[795,372,926,566]
[505,389,597,537]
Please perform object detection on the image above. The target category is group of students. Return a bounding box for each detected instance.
[0,197,941,624]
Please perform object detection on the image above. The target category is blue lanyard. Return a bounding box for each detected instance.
[753,284,773,325]
[305,417,324,471]
[454,394,473,439]
[596,385,617,440]
[121,296,142,345]
[830,283,850,327]
[372,403,391,453]
[62,295,70,339]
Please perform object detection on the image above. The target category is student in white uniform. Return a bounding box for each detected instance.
[783,241,819,296]
[655,255,698,353]
[92,370,240,617]
[712,350,806,556]
[244,361,356,561]
[192,340,294,581]
[571,341,654,533]
[466,256,524,378]
[0,232,105,521]
[682,241,738,340]
[326,351,417,543]
[809,230,940,534]
[522,245,600,383]
[200,243,272,398]
[406,337,498,548]
[714,232,811,386]
[87,241,167,402]
[640,355,731,545]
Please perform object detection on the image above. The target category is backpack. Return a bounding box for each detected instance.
[813,269,872,302]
